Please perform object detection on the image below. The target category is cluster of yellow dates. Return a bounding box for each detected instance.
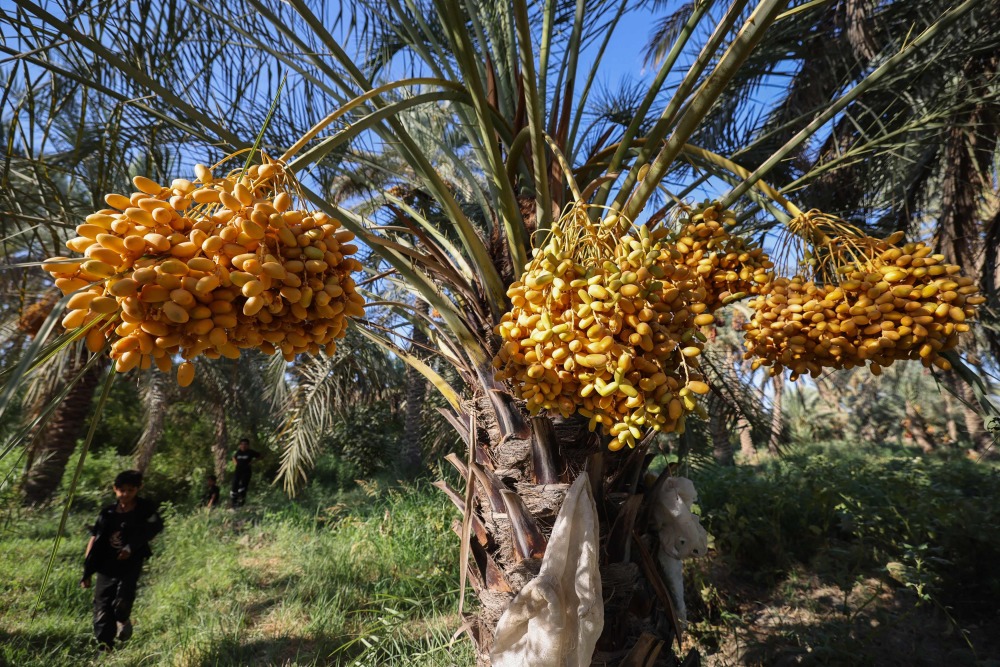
[672,205,773,308]
[44,160,365,386]
[493,203,773,450]
[744,236,984,379]
[494,201,985,449]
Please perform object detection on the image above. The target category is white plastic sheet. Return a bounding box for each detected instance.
[652,476,708,623]
[491,475,603,667]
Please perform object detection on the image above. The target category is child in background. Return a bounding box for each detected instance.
[201,474,221,508]
[230,438,261,508]
[81,470,164,651]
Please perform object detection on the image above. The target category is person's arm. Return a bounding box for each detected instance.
[81,516,101,586]
[138,503,164,547]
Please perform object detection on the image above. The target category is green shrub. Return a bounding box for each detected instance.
[326,400,404,478]
[693,445,1000,613]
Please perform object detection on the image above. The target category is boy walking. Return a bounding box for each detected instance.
[230,438,261,508]
[81,470,164,650]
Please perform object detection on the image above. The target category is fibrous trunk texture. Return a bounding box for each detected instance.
[400,300,430,475]
[956,378,994,453]
[135,374,170,473]
[443,393,689,666]
[710,408,734,466]
[737,416,755,462]
[768,374,784,455]
[23,357,102,506]
[211,401,229,479]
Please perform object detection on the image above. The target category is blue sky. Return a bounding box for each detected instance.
[581,7,665,86]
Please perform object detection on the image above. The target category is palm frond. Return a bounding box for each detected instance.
[274,326,402,494]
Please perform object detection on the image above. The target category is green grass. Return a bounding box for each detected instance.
[0,479,473,667]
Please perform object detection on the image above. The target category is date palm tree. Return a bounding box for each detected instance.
[3,0,998,664]
[0,99,117,505]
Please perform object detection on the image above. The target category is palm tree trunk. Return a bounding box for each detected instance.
[134,375,169,473]
[813,376,840,409]
[904,401,935,453]
[211,402,229,480]
[22,358,103,506]
[941,391,960,445]
[444,390,685,666]
[400,300,430,476]
[738,416,756,461]
[710,409,734,465]
[768,374,784,455]
[955,377,993,452]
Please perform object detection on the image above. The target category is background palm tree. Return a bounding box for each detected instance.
[400,299,432,474]
[133,370,172,472]
[0,110,118,505]
[269,326,405,491]
[19,345,106,505]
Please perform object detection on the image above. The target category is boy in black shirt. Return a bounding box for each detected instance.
[230,438,261,508]
[81,470,164,650]
[201,474,221,508]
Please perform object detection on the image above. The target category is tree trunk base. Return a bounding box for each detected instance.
[455,395,683,666]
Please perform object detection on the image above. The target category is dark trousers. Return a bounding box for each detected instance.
[93,563,142,647]
[231,471,251,506]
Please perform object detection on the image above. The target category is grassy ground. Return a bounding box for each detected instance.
[0,477,473,667]
[2,443,998,666]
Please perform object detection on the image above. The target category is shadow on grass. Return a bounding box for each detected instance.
[688,564,1000,667]
[735,604,989,667]
[193,636,338,667]
[0,628,94,665]
[187,631,465,667]
[0,626,435,667]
